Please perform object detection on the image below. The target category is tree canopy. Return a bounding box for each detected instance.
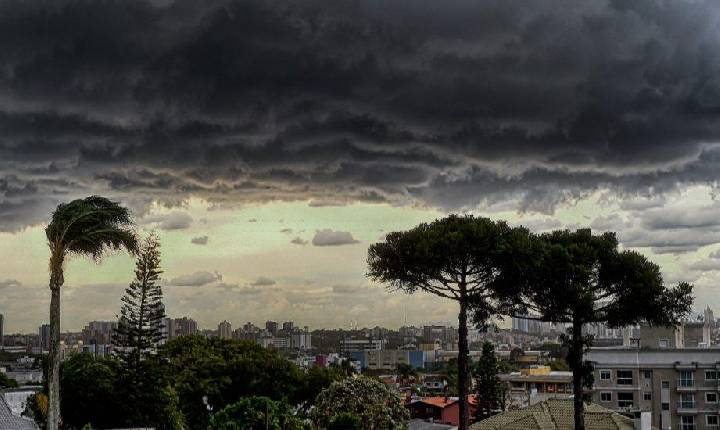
[310,376,409,430]
[45,196,138,430]
[113,234,166,367]
[489,228,694,430]
[367,215,527,430]
[208,396,309,430]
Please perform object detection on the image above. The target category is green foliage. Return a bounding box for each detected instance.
[58,336,344,429]
[495,228,694,429]
[0,371,18,388]
[60,353,122,429]
[310,376,409,430]
[368,215,528,429]
[548,359,570,371]
[59,353,181,430]
[442,358,459,396]
[295,365,347,411]
[474,342,504,420]
[46,196,138,430]
[23,392,47,426]
[113,234,166,367]
[208,396,308,430]
[367,215,525,324]
[46,196,138,260]
[505,228,694,330]
[159,336,307,429]
[395,363,417,382]
[328,413,362,430]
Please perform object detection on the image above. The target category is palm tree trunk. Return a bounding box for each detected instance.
[458,290,469,430]
[572,320,585,430]
[47,276,62,430]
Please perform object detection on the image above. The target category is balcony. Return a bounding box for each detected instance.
[676,400,697,413]
[677,379,696,390]
[678,425,696,430]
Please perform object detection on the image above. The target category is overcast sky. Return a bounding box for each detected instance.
[2,0,720,332]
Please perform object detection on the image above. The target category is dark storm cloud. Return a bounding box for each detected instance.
[2,0,720,228]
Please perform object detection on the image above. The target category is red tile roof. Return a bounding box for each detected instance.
[413,396,478,409]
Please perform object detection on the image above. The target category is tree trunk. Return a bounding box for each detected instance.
[47,269,62,430]
[458,293,469,430]
[572,321,585,430]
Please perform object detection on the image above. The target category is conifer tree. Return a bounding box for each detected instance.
[474,342,503,421]
[113,233,166,369]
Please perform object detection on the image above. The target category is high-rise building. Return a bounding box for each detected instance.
[266,320,278,336]
[243,322,260,333]
[282,321,294,332]
[218,320,232,339]
[39,324,51,351]
[174,317,198,337]
[0,313,4,348]
[82,321,117,345]
[290,326,311,350]
[705,306,715,328]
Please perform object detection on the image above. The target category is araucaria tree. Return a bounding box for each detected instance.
[113,233,166,369]
[367,215,526,430]
[45,196,137,430]
[501,229,693,430]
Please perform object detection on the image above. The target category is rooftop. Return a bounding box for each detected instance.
[0,393,38,430]
[469,399,634,430]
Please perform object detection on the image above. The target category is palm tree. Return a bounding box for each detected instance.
[45,196,138,430]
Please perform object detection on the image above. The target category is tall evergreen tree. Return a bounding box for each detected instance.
[113,233,166,368]
[489,228,693,430]
[474,342,503,421]
[367,215,527,430]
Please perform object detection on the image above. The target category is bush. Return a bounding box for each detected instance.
[310,377,409,430]
[208,396,308,430]
[328,412,362,430]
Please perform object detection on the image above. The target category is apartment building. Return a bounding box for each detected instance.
[349,349,427,370]
[500,366,573,408]
[588,347,720,430]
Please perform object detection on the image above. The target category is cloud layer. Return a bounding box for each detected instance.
[312,229,360,247]
[2,0,720,230]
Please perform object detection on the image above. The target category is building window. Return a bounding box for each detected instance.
[707,393,718,403]
[617,370,633,385]
[661,380,670,389]
[643,370,652,379]
[679,393,696,409]
[680,416,696,430]
[707,370,719,381]
[617,392,634,408]
[679,370,695,388]
[659,339,669,348]
[600,392,612,402]
[662,402,670,411]
[643,392,652,401]
[707,416,719,427]
[600,370,611,381]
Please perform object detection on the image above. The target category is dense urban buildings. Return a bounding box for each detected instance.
[587,319,719,430]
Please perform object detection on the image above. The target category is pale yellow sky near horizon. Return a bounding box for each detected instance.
[1,186,718,334]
